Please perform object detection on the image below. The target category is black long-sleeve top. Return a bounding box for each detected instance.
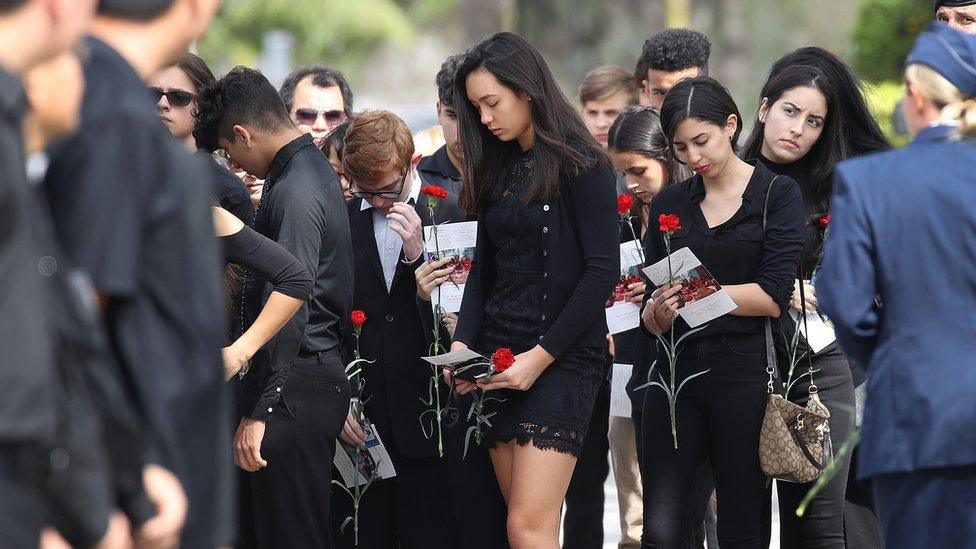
[454,161,620,360]
[640,160,804,343]
[241,134,354,421]
[221,226,312,300]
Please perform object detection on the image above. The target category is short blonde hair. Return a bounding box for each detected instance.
[905,63,976,138]
[343,110,415,184]
[579,65,639,106]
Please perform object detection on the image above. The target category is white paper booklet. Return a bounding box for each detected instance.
[333,416,397,488]
[605,240,644,335]
[421,348,492,382]
[610,363,634,418]
[424,221,478,315]
[790,310,837,354]
[641,247,736,328]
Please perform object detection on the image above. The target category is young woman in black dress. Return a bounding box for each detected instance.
[740,48,889,549]
[639,76,804,547]
[449,31,620,548]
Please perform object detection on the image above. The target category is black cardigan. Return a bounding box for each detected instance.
[454,163,620,360]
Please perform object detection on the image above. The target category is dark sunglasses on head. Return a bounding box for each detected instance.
[148,87,195,108]
[295,108,346,126]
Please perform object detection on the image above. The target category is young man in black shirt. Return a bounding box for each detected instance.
[636,28,711,109]
[195,66,354,549]
[43,1,226,547]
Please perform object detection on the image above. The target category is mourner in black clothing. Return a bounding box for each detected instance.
[195,66,354,549]
[451,32,619,548]
[0,1,97,545]
[330,109,461,549]
[415,54,511,549]
[741,48,890,549]
[43,2,227,547]
[151,53,254,224]
[639,77,804,547]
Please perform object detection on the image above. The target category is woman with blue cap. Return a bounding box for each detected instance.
[817,22,976,549]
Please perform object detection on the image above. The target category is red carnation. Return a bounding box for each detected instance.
[819,214,831,229]
[617,194,634,216]
[421,185,449,200]
[491,348,516,373]
[351,310,367,327]
[658,213,681,233]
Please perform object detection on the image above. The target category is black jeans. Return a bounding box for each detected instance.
[330,443,457,548]
[641,335,770,548]
[776,350,856,549]
[237,352,350,549]
[563,380,610,549]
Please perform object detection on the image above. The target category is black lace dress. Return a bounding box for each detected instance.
[479,152,605,456]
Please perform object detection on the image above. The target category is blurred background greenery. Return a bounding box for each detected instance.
[198,0,931,145]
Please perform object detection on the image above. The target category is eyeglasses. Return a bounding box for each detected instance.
[295,108,346,126]
[148,87,196,108]
[351,168,408,200]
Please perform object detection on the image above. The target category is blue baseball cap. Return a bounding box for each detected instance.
[907,22,976,97]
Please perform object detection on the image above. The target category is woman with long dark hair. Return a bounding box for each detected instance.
[741,48,889,549]
[449,31,619,547]
[607,106,688,461]
[639,76,804,547]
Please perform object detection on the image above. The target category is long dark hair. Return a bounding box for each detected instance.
[660,76,743,161]
[741,65,842,211]
[454,32,607,214]
[608,106,690,222]
[608,106,691,185]
[742,48,889,211]
[769,48,889,157]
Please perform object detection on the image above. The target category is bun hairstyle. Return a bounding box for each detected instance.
[659,76,742,162]
[906,63,976,139]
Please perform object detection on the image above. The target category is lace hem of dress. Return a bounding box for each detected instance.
[488,421,584,456]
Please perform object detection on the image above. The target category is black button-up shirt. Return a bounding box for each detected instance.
[44,37,229,548]
[241,134,353,421]
[641,160,804,342]
[0,65,57,442]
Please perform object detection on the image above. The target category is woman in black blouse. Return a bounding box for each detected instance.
[450,32,619,547]
[740,49,889,549]
[639,76,804,547]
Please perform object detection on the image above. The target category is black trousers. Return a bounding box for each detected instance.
[330,445,457,548]
[0,445,46,549]
[563,380,610,549]
[641,336,770,548]
[843,449,883,548]
[445,392,510,549]
[776,351,855,549]
[237,353,350,549]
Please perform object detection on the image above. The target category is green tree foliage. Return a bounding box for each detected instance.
[199,0,456,76]
[851,0,932,82]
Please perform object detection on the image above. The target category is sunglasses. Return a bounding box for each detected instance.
[351,168,408,200]
[148,87,195,108]
[294,108,346,126]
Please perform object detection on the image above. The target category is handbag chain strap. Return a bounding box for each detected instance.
[761,176,819,396]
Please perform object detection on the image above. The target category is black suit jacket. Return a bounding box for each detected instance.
[347,191,463,459]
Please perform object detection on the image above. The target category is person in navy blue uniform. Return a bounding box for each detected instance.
[818,22,976,549]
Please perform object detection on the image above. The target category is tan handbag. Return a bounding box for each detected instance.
[756,177,832,484]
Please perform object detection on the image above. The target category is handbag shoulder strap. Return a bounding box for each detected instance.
[763,176,779,393]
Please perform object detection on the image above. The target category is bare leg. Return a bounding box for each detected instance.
[503,442,578,549]
[489,440,515,504]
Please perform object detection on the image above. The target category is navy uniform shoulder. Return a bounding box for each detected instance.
[835,148,907,192]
